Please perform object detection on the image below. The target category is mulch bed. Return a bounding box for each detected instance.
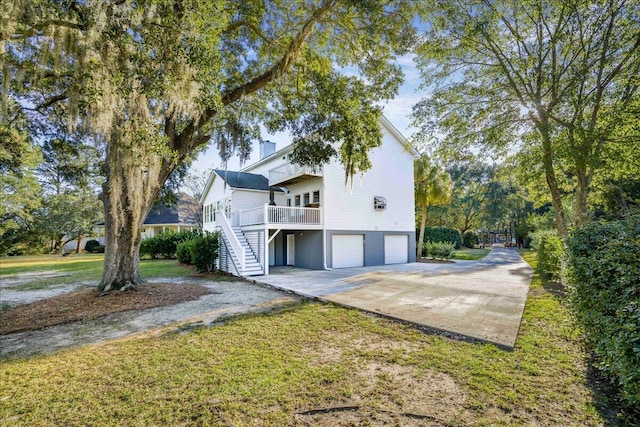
[416,258,455,264]
[0,283,210,336]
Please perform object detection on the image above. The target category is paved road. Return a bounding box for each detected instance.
[254,248,533,349]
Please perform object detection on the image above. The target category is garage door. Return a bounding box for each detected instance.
[384,235,408,264]
[332,235,364,268]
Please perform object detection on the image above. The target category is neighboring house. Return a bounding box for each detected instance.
[90,193,201,247]
[201,115,419,276]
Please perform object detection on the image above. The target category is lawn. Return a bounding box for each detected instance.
[0,252,626,426]
[452,247,490,260]
[0,254,192,291]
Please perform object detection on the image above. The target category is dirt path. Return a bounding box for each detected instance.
[0,278,300,359]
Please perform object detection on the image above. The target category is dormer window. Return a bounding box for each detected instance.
[374,196,387,210]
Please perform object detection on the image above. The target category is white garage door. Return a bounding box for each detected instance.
[385,235,408,264]
[332,235,364,268]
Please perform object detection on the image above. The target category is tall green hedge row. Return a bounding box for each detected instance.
[530,229,564,282]
[566,216,640,406]
[420,227,462,249]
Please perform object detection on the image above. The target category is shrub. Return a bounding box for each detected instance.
[462,231,479,248]
[84,240,100,253]
[530,229,564,281]
[423,241,455,260]
[94,245,105,253]
[566,216,640,407]
[140,230,201,259]
[176,240,197,265]
[192,232,219,272]
[421,227,462,249]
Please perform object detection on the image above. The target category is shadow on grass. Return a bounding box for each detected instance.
[586,356,640,426]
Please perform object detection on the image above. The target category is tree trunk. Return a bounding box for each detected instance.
[574,165,590,227]
[76,234,82,253]
[97,128,173,293]
[417,204,427,258]
[538,119,568,239]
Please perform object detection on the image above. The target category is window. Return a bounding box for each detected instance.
[374,196,387,210]
[294,195,301,206]
[312,190,320,204]
[303,193,310,206]
[287,198,292,207]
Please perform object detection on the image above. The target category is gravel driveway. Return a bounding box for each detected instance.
[0,277,299,359]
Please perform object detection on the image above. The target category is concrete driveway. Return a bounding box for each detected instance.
[253,248,533,349]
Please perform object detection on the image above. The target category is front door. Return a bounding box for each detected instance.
[286,234,295,266]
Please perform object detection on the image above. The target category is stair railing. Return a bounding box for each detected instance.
[217,210,246,271]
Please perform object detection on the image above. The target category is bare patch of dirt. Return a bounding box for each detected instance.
[295,362,471,426]
[0,283,210,335]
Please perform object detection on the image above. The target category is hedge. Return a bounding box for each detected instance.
[566,216,640,406]
[140,230,201,259]
[530,229,564,282]
[420,227,462,249]
[462,231,479,248]
[192,232,219,272]
[84,240,100,253]
[423,241,455,260]
[175,232,219,272]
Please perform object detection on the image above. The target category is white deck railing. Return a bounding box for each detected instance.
[239,206,265,226]
[238,205,321,227]
[217,210,245,270]
[269,163,322,185]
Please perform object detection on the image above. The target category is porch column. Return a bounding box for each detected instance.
[264,225,269,275]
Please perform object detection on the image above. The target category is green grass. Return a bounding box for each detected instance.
[452,247,490,260]
[0,251,621,426]
[0,254,192,291]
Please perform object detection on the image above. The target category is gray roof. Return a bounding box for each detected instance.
[144,194,200,225]
[214,169,282,192]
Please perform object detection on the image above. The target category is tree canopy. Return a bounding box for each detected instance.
[413,0,640,237]
[2,0,416,290]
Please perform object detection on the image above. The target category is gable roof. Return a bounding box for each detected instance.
[200,115,417,201]
[213,169,285,192]
[144,193,200,225]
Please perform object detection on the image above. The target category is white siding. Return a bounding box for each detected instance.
[202,176,232,233]
[242,151,290,177]
[232,189,271,211]
[279,177,323,207]
[323,127,415,231]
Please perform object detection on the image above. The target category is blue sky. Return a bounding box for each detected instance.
[190,54,423,173]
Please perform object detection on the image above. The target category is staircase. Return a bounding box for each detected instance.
[229,226,263,276]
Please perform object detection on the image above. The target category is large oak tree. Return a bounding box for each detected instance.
[2,0,415,291]
[413,0,640,237]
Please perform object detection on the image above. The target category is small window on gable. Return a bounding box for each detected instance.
[313,191,320,204]
[374,196,387,210]
[294,195,301,206]
[303,193,310,206]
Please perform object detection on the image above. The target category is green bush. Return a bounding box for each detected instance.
[462,231,479,248]
[84,240,100,253]
[423,241,455,260]
[192,232,219,272]
[421,227,462,249]
[94,245,105,253]
[566,216,640,407]
[176,240,197,265]
[140,230,201,259]
[530,229,564,281]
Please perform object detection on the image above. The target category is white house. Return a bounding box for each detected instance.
[201,115,418,276]
[90,193,201,247]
